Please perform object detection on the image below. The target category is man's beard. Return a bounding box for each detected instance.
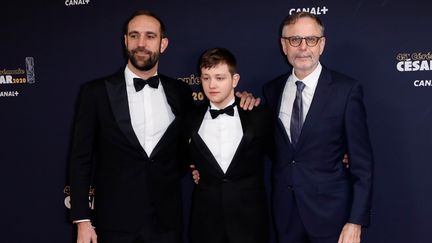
[127,47,160,71]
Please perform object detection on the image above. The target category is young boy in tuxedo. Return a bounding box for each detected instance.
[187,48,273,243]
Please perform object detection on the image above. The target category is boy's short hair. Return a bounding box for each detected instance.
[199,48,237,75]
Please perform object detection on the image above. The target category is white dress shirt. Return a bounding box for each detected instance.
[198,99,243,173]
[125,66,175,156]
[279,63,322,141]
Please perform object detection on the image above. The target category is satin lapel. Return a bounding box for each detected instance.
[191,104,225,175]
[296,67,333,149]
[148,119,179,158]
[224,105,253,175]
[146,75,182,158]
[160,75,181,116]
[104,72,145,155]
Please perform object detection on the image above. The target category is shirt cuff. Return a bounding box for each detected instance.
[73,219,91,224]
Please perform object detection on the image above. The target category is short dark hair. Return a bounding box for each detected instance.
[123,10,166,38]
[199,48,237,75]
[280,11,324,36]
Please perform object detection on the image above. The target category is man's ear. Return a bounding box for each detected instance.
[160,37,169,53]
[232,73,240,88]
[281,38,288,56]
[319,36,325,55]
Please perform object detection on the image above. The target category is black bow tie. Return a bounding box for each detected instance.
[133,76,159,91]
[209,103,236,119]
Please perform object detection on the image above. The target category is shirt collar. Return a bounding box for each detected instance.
[291,62,322,90]
[209,97,235,110]
[124,65,159,86]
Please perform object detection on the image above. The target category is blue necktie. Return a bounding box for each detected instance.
[290,81,306,147]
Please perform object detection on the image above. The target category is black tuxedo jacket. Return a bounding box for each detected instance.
[263,66,373,237]
[186,101,273,243]
[69,70,194,237]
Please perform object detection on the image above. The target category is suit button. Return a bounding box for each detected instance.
[291,160,296,165]
[287,185,293,190]
[222,178,229,183]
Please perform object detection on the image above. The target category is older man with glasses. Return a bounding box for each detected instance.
[263,12,374,243]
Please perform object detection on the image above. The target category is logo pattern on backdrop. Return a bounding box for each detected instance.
[396,51,432,87]
[64,186,95,210]
[178,74,205,102]
[65,0,90,6]
[289,6,329,15]
[0,57,35,98]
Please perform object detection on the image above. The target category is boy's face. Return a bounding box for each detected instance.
[200,63,240,109]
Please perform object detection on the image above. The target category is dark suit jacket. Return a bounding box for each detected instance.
[263,66,373,237]
[186,101,273,243]
[69,71,194,239]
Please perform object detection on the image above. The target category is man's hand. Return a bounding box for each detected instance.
[338,223,361,243]
[190,164,200,184]
[235,91,261,110]
[77,221,97,243]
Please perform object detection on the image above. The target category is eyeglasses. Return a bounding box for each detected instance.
[281,36,323,47]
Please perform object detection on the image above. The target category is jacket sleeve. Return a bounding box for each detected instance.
[69,83,98,222]
[344,82,374,226]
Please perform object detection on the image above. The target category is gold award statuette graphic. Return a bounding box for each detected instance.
[25,57,35,84]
